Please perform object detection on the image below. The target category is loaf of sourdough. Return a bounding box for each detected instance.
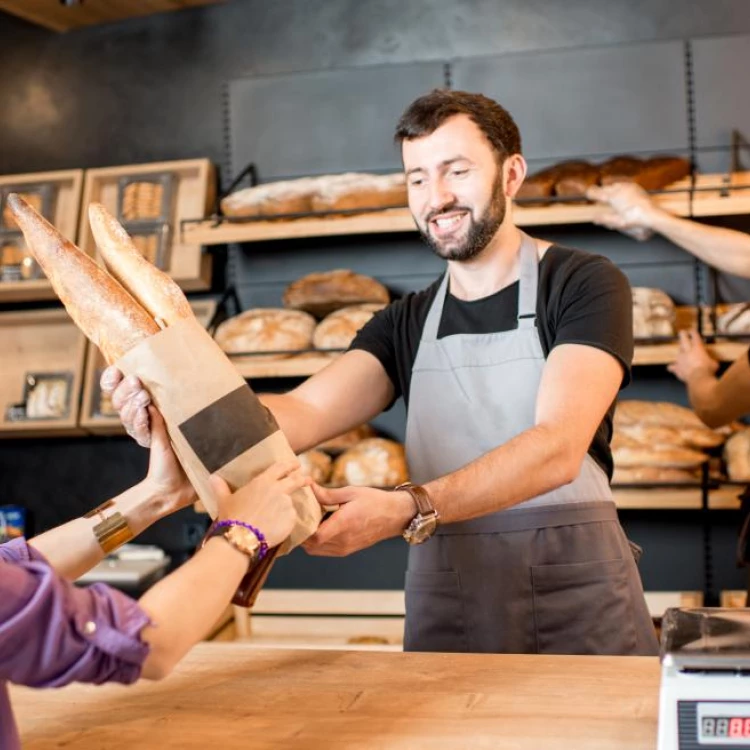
[612,466,700,484]
[310,173,407,212]
[297,449,333,485]
[316,424,378,453]
[612,443,708,469]
[553,161,600,198]
[89,203,192,327]
[284,269,390,318]
[220,177,318,218]
[214,308,316,358]
[716,303,750,334]
[313,303,386,350]
[330,438,409,488]
[724,429,750,482]
[615,400,707,429]
[632,287,676,339]
[600,155,690,190]
[516,164,560,202]
[617,422,724,450]
[6,194,159,363]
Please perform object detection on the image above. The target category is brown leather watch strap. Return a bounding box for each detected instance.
[395,482,435,517]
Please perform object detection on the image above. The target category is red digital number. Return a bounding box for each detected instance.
[744,718,750,737]
[730,717,744,738]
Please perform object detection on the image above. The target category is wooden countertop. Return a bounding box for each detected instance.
[10,644,660,749]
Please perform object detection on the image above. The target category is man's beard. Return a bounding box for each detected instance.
[419,181,507,262]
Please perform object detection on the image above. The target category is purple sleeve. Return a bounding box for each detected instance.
[0,539,151,688]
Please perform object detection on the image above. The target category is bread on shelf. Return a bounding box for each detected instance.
[632,287,676,339]
[313,303,386,350]
[214,308,316,359]
[283,269,390,318]
[330,438,409,488]
[316,424,378,453]
[297,449,333,485]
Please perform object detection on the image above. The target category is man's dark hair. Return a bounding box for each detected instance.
[394,89,522,161]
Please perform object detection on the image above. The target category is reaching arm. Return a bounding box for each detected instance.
[259,350,395,452]
[668,329,750,428]
[588,182,750,278]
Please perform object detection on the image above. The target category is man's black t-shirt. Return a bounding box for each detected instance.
[350,245,634,479]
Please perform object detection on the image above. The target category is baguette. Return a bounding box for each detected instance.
[88,203,192,327]
[7,194,159,363]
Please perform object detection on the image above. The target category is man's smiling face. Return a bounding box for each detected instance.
[403,113,507,262]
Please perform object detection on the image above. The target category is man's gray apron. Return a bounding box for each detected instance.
[403,232,658,655]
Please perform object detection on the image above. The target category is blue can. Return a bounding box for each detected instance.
[0,505,26,542]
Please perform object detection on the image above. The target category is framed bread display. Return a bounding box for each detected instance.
[0,309,86,437]
[0,170,84,302]
[78,159,216,292]
[80,299,218,434]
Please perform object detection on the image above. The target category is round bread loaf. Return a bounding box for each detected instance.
[612,466,700,485]
[615,400,706,429]
[330,438,408,488]
[617,422,724,450]
[284,269,389,318]
[632,287,675,339]
[612,444,707,469]
[316,424,378,453]
[313,303,386,350]
[297,449,333,485]
[214,308,316,359]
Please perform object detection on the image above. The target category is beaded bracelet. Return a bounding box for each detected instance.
[212,519,269,561]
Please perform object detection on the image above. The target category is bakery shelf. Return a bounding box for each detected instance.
[612,487,704,510]
[643,591,703,619]
[0,308,87,437]
[0,169,84,303]
[232,352,339,379]
[79,300,217,434]
[708,485,745,510]
[633,339,747,365]
[180,172,750,246]
[78,159,216,292]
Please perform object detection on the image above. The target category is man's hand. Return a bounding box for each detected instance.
[668,329,720,383]
[302,485,415,557]
[587,182,663,239]
[101,366,153,447]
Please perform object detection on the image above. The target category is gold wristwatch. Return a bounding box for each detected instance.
[202,520,267,563]
[395,482,439,544]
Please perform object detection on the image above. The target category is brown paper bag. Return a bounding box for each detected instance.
[117,317,322,603]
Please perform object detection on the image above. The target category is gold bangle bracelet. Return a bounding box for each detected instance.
[84,500,134,554]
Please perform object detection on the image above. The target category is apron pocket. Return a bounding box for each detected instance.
[531,558,636,655]
[404,570,468,653]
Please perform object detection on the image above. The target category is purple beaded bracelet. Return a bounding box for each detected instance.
[212,519,268,561]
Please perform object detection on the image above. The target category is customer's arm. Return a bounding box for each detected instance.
[28,409,195,580]
[668,329,750,428]
[588,182,750,278]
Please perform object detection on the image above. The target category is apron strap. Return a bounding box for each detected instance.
[421,232,540,342]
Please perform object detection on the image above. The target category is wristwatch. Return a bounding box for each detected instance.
[202,520,267,564]
[395,482,439,544]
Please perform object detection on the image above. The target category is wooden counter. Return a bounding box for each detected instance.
[10,643,660,749]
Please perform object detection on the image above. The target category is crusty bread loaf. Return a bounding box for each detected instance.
[716,303,750,334]
[313,303,386,350]
[632,287,675,339]
[599,157,644,185]
[7,194,159,363]
[615,400,707,429]
[214,308,316,358]
[617,422,724,450]
[330,438,409,488]
[516,164,560,202]
[724,429,750,482]
[612,466,700,485]
[310,173,407,212]
[89,203,192,327]
[297,449,333,485]
[220,177,317,218]
[612,443,708,469]
[554,161,600,199]
[600,155,690,190]
[284,270,390,318]
[316,424,378,453]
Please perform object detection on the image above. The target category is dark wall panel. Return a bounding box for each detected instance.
[229,63,445,180]
[452,41,689,167]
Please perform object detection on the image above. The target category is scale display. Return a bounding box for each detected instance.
[698,703,750,745]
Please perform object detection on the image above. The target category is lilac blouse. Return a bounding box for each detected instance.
[0,538,151,750]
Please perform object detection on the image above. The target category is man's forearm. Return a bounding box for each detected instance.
[651,211,750,278]
[28,480,173,581]
[259,392,326,453]
[424,423,580,524]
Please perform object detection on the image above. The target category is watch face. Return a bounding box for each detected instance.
[404,515,438,545]
[226,525,261,556]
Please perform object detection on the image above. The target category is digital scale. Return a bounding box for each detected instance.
[658,608,750,750]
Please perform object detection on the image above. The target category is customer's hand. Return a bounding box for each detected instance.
[209,461,308,548]
[587,182,663,238]
[668,329,720,383]
[100,366,153,448]
[145,407,196,513]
